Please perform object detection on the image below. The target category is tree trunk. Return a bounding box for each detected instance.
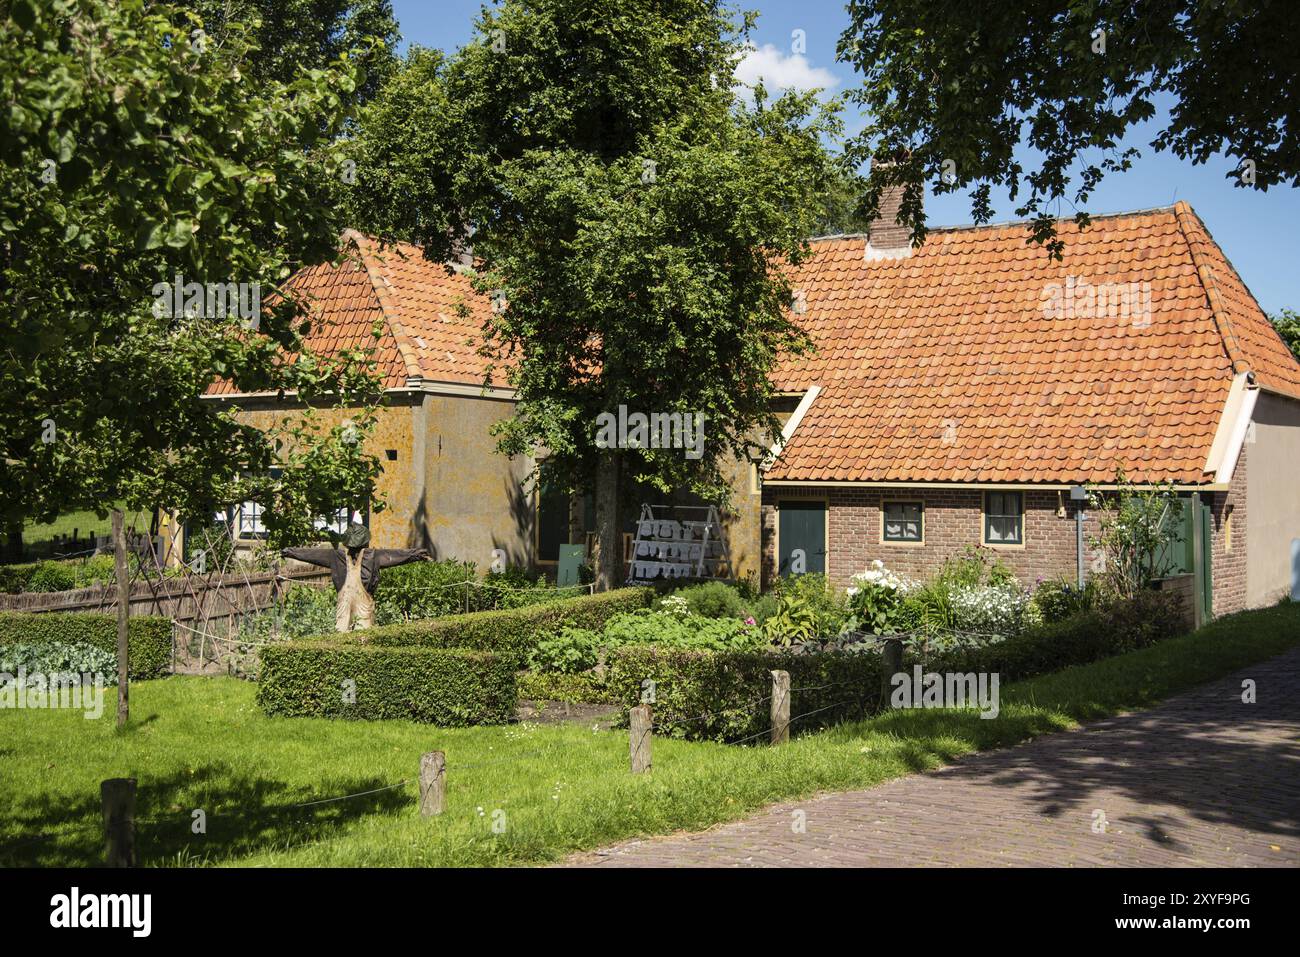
[594,451,622,591]
[112,510,129,727]
[4,520,22,563]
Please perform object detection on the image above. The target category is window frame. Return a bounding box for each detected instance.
[880,499,924,545]
[982,491,1025,548]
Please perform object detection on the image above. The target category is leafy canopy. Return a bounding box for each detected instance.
[0,0,384,545]
[838,0,1300,256]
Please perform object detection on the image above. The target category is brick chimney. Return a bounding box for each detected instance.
[864,163,914,260]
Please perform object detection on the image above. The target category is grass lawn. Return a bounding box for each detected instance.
[2,602,1297,867]
[19,506,150,547]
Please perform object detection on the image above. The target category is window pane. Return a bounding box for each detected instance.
[884,502,922,542]
[987,516,1021,543]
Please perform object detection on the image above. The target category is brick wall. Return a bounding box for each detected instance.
[761,485,1103,588]
[1210,443,1248,616]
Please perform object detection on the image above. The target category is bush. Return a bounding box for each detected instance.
[372,559,478,623]
[763,573,850,643]
[607,645,881,742]
[26,561,77,593]
[517,669,616,704]
[658,581,748,619]
[946,582,1033,637]
[258,643,517,724]
[318,587,653,656]
[528,626,601,674]
[602,610,766,652]
[241,584,337,641]
[0,640,116,676]
[1032,577,1108,624]
[0,612,171,679]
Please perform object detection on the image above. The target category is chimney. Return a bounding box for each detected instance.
[864,161,914,260]
[448,220,476,272]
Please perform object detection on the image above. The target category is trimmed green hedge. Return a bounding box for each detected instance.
[300,586,653,656]
[0,612,171,679]
[517,669,617,704]
[608,591,1187,742]
[607,647,882,743]
[257,643,517,725]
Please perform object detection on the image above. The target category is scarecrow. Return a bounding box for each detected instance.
[282,523,427,632]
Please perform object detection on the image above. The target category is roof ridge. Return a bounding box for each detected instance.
[1171,203,1251,376]
[806,204,1181,244]
[342,229,423,383]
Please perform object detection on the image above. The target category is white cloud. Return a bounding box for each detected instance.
[734,43,839,94]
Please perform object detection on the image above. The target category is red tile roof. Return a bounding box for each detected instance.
[206,231,501,396]
[768,202,1300,485]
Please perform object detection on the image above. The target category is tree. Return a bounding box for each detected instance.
[182,0,399,110]
[1272,309,1300,362]
[348,0,841,588]
[1,0,388,714]
[838,1,1300,256]
[1087,475,1184,599]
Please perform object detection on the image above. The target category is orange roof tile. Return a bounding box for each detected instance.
[206,232,501,396]
[769,203,1300,485]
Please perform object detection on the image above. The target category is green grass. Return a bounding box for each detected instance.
[2,601,1297,867]
[18,506,149,547]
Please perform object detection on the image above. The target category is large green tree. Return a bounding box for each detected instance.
[1,0,385,545]
[348,0,840,588]
[838,0,1300,255]
[1273,309,1300,362]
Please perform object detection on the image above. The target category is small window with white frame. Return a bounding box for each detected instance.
[882,501,923,543]
[984,491,1024,545]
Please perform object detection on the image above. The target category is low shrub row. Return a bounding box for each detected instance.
[0,612,172,679]
[257,643,517,725]
[320,586,653,655]
[516,669,617,704]
[607,590,1187,742]
[606,646,882,743]
[0,556,119,594]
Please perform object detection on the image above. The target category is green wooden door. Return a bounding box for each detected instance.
[778,501,825,576]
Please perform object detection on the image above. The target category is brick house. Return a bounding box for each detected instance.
[760,202,1300,617]
[209,203,1300,618]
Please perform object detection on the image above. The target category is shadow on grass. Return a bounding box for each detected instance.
[0,762,411,867]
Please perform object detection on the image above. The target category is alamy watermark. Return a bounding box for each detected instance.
[1,670,106,719]
[889,665,1000,719]
[1042,276,1152,328]
[152,274,261,329]
[595,405,704,459]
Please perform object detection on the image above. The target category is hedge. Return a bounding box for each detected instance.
[257,643,517,725]
[299,586,653,656]
[517,669,617,704]
[607,647,882,743]
[0,612,171,679]
[607,590,1187,742]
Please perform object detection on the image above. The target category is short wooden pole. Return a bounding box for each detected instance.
[419,751,445,816]
[881,637,904,706]
[770,670,790,745]
[629,704,652,774]
[101,777,136,867]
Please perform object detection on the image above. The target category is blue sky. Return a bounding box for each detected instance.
[390,0,1297,314]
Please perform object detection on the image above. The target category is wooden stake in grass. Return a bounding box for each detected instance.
[881,637,904,708]
[419,751,445,816]
[629,704,652,774]
[101,777,136,867]
[770,670,790,745]
[112,510,129,727]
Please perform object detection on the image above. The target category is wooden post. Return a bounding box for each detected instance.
[629,704,652,774]
[101,778,136,867]
[770,670,790,745]
[419,751,446,816]
[111,510,129,727]
[881,637,904,706]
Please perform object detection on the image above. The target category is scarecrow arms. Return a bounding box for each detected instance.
[375,548,429,569]
[282,547,337,568]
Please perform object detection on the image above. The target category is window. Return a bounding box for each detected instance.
[315,507,365,536]
[984,491,1024,545]
[237,501,266,538]
[882,501,923,542]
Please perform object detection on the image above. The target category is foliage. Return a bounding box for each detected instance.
[658,580,749,620]
[0,0,384,545]
[528,626,602,675]
[838,1,1300,257]
[602,610,765,653]
[326,587,653,656]
[846,561,913,635]
[257,643,517,724]
[946,582,1035,638]
[607,646,881,743]
[1032,577,1108,625]
[345,0,844,584]
[240,584,337,642]
[761,573,850,645]
[0,639,115,676]
[515,669,616,704]
[0,612,170,679]
[1271,309,1300,362]
[372,559,478,623]
[1088,476,1185,598]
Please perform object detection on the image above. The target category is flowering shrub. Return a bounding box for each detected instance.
[846,560,915,634]
[947,582,1033,637]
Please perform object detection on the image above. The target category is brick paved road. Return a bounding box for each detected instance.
[565,648,1300,867]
